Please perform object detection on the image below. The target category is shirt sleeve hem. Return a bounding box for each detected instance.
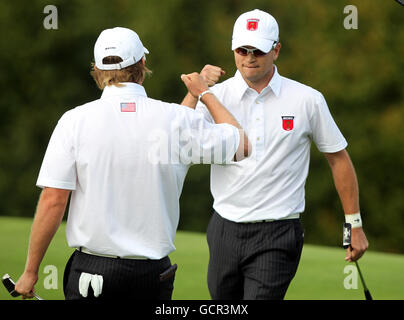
[36,179,76,190]
[318,140,348,153]
[223,124,240,163]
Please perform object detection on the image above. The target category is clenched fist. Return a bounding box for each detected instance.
[180,73,209,98]
[200,65,225,87]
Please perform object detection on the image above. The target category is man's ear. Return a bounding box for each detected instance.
[273,42,281,61]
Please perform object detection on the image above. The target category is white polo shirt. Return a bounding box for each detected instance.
[196,66,347,222]
[37,82,239,259]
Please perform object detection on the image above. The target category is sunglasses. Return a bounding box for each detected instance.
[235,42,278,57]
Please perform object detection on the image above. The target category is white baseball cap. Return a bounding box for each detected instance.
[94,27,149,70]
[232,9,279,53]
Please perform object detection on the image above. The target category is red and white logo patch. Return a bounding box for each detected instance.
[120,102,136,112]
[246,19,260,31]
[282,116,294,131]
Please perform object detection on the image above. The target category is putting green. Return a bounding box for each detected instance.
[0,216,403,300]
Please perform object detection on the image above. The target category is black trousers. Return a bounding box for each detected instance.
[63,250,175,300]
[207,211,304,300]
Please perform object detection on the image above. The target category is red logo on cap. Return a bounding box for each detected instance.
[282,116,294,131]
[247,19,260,31]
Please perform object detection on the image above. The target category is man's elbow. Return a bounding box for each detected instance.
[39,187,71,214]
[234,132,251,162]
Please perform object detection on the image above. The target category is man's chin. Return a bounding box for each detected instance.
[244,73,261,83]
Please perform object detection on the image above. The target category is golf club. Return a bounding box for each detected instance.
[353,260,372,300]
[343,223,373,300]
[2,274,43,300]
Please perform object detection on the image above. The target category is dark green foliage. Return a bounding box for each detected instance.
[0,0,403,252]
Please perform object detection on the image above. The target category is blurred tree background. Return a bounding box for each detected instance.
[0,0,403,253]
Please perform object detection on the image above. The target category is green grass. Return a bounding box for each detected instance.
[0,216,403,300]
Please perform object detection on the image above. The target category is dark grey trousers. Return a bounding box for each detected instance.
[63,250,175,300]
[207,211,304,300]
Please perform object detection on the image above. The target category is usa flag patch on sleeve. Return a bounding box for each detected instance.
[120,102,136,112]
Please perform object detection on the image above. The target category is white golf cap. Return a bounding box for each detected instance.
[94,27,149,70]
[232,9,279,53]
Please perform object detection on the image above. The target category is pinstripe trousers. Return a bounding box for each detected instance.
[63,250,175,300]
[207,211,304,300]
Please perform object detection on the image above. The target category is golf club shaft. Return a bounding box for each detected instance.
[33,293,43,300]
[354,261,368,290]
[355,261,373,300]
[343,226,372,300]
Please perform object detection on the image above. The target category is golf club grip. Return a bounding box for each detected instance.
[2,275,43,299]
[364,290,373,300]
[2,277,20,297]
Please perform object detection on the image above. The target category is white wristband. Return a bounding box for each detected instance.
[198,89,212,101]
[345,213,362,228]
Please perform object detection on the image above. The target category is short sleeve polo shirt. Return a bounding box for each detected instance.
[196,67,347,222]
[37,82,240,258]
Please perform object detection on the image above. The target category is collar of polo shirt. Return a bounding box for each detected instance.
[234,65,282,101]
[100,82,148,99]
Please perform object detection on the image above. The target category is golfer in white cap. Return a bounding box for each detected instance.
[182,9,369,299]
[15,27,249,300]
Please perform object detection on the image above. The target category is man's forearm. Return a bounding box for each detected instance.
[180,72,250,159]
[325,149,360,214]
[24,188,70,274]
[325,149,368,262]
[200,93,250,159]
[200,93,240,127]
[181,92,198,109]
